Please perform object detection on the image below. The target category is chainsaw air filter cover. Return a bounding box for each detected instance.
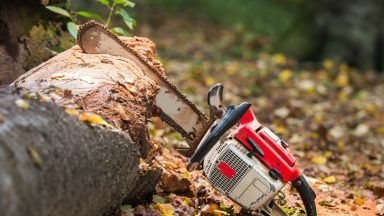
[204,138,284,210]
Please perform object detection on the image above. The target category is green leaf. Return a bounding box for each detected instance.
[77,11,103,21]
[46,6,72,19]
[113,0,135,7]
[117,8,136,30]
[152,195,165,204]
[111,27,130,36]
[318,200,335,207]
[67,22,78,38]
[120,204,132,211]
[95,0,110,7]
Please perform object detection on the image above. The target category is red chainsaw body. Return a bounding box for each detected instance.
[232,108,301,182]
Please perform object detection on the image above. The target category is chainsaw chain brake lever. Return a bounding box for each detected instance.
[187,101,251,171]
[207,83,225,119]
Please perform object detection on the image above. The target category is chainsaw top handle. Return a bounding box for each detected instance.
[187,102,251,171]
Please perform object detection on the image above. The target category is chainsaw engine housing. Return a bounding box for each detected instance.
[204,138,284,210]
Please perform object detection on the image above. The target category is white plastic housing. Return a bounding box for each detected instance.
[203,138,285,210]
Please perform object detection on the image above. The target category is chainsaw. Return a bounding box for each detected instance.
[77,21,317,216]
[187,84,317,216]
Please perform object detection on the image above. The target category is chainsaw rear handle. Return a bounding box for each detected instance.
[187,102,251,171]
[292,175,317,216]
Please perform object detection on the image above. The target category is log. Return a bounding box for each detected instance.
[12,37,163,156]
[2,36,167,215]
[0,88,140,216]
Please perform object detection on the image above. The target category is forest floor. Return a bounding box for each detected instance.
[120,21,384,215]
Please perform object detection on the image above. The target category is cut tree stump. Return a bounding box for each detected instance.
[12,37,163,156]
[2,36,168,215]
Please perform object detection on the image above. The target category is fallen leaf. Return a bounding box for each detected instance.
[311,156,327,165]
[323,59,334,70]
[27,146,43,168]
[65,109,79,115]
[160,172,192,194]
[353,124,369,137]
[0,113,4,123]
[319,200,335,207]
[355,197,364,206]
[78,112,111,127]
[120,204,132,213]
[278,69,292,82]
[182,197,192,206]
[154,203,174,216]
[323,176,336,184]
[274,107,290,118]
[272,53,286,65]
[335,72,349,87]
[204,76,216,86]
[152,195,166,204]
[15,99,31,109]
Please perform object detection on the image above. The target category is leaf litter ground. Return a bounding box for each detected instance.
[121,21,384,215]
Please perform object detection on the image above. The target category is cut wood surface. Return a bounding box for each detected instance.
[12,37,163,156]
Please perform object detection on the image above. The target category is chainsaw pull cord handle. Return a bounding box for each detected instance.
[187,102,252,171]
[292,175,317,216]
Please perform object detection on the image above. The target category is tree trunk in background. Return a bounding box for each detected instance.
[0,0,67,85]
[314,0,384,71]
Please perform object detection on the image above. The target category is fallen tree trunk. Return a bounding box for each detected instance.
[2,36,167,215]
[0,88,140,216]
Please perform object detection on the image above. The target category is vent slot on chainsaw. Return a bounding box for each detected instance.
[209,147,251,193]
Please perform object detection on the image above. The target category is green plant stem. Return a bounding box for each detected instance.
[106,3,116,28]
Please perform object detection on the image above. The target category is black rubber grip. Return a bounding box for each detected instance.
[187,102,251,169]
[292,175,317,216]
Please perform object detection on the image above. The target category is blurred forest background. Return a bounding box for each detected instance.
[73,0,384,71]
[0,0,383,215]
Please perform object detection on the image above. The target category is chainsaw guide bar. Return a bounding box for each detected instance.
[77,21,212,156]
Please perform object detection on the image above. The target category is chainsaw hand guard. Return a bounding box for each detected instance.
[187,102,251,171]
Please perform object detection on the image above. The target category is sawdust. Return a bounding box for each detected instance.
[120,36,165,75]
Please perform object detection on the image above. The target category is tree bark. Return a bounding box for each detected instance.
[0,87,140,216]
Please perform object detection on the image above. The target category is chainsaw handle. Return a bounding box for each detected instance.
[292,175,317,216]
[187,102,251,171]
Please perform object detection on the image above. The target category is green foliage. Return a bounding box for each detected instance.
[45,0,136,38]
[66,22,78,38]
[46,6,73,19]
[76,11,103,21]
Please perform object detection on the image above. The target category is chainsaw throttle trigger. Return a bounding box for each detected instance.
[187,102,251,171]
[246,137,264,158]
